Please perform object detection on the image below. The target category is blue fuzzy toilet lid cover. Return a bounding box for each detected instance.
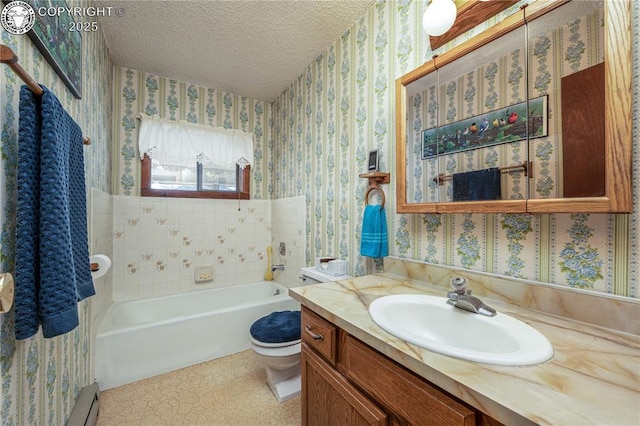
[250,310,301,344]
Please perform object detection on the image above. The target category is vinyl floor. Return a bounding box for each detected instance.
[96,350,301,426]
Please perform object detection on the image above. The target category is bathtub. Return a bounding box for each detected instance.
[95,281,299,390]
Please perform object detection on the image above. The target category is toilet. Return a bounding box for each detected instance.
[249,266,351,402]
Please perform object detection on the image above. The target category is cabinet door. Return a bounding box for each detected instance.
[302,344,387,426]
[345,336,475,426]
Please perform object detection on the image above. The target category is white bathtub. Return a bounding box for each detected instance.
[95,281,299,390]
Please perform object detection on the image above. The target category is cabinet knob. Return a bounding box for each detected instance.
[305,325,324,341]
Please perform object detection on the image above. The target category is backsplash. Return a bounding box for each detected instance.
[384,257,639,336]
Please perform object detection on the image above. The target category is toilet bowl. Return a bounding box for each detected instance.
[250,336,302,402]
[250,309,302,402]
[249,267,351,402]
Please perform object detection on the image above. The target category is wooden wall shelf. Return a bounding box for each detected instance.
[359,172,390,188]
[360,172,390,207]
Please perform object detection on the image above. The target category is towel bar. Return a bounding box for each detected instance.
[1,45,90,145]
[365,186,385,207]
[433,162,530,185]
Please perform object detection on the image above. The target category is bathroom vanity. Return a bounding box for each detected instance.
[290,258,640,425]
[301,306,500,425]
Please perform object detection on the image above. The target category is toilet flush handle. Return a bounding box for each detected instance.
[305,325,324,341]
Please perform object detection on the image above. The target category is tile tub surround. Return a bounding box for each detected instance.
[270,196,307,287]
[290,260,640,425]
[111,196,272,301]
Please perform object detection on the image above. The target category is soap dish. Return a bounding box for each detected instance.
[194,266,214,283]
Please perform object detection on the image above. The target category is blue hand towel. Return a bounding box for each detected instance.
[15,85,95,340]
[453,167,502,202]
[360,205,389,258]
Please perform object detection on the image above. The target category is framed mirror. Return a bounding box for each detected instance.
[401,61,439,212]
[396,0,632,214]
[434,24,528,212]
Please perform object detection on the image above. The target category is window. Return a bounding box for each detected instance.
[138,115,253,199]
[141,154,250,199]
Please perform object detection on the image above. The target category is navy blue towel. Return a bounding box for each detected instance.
[453,168,502,202]
[250,311,301,344]
[15,85,95,340]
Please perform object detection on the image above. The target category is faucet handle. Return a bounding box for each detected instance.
[450,277,468,294]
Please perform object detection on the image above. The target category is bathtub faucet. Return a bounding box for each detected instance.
[271,264,285,272]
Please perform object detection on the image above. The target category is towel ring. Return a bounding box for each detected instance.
[365,186,385,207]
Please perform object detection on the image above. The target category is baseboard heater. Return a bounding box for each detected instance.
[67,382,100,426]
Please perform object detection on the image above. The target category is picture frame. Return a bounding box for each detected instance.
[422,95,548,159]
[12,0,83,98]
[368,149,379,172]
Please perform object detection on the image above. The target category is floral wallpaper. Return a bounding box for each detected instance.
[0,0,113,423]
[271,0,638,297]
[112,67,272,200]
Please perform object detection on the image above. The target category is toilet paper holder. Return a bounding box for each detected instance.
[90,254,112,280]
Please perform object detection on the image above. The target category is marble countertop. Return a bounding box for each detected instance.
[290,271,640,426]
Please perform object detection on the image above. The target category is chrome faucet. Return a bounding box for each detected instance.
[271,264,285,272]
[446,277,497,317]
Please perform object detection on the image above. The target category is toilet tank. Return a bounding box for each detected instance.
[300,266,351,285]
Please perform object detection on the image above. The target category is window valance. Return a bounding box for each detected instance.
[138,115,254,169]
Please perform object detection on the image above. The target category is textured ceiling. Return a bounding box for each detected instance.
[96,0,375,102]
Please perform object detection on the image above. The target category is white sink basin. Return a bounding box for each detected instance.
[368,294,553,366]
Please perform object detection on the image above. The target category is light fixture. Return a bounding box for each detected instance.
[423,0,457,37]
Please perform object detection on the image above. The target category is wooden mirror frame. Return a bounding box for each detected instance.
[396,0,632,214]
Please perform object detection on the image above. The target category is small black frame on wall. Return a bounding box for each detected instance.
[368,149,379,172]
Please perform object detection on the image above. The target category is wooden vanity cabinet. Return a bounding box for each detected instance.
[301,307,387,426]
[301,307,504,426]
[301,345,388,426]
